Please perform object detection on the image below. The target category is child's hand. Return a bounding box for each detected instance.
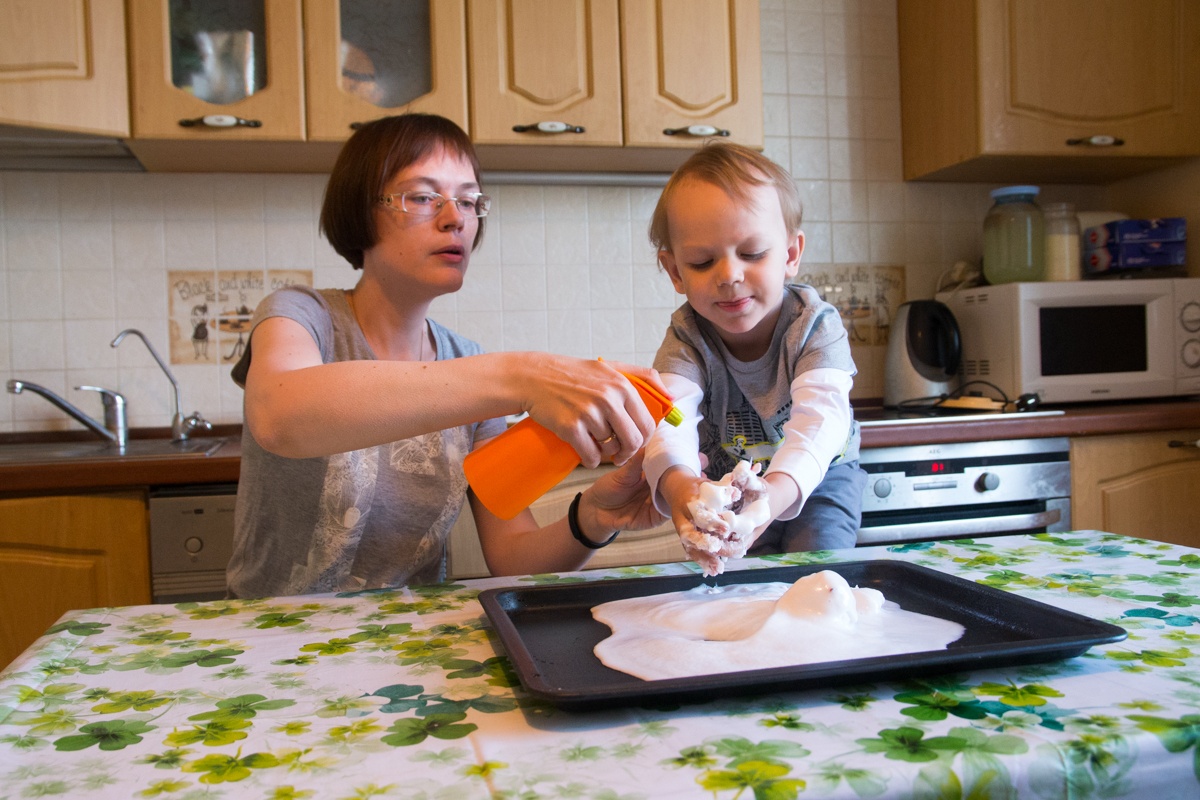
[666,462,772,577]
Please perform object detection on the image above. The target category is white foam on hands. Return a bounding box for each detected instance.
[682,461,771,575]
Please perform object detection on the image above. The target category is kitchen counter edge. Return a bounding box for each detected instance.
[3,400,1199,494]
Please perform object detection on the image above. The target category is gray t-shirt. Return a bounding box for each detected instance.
[227,286,505,598]
[653,283,861,481]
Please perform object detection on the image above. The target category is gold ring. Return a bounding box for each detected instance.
[599,434,618,445]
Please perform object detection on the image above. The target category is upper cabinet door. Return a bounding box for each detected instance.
[127,0,305,140]
[899,0,1200,182]
[467,0,623,146]
[303,0,469,142]
[621,0,762,150]
[0,0,129,136]
[977,0,1200,155]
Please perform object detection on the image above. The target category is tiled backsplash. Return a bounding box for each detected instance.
[0,0,1107,434]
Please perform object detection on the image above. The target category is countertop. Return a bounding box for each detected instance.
[2,531,1196,798]
[2,399,1199,494]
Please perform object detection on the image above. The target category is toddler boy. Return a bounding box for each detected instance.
[642,142,866,575]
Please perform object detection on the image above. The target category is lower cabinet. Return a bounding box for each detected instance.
[0,491,150,669]
[1071,430,1200,548]
[448,466,684,579]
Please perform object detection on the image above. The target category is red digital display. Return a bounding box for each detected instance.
[907,460,963,477]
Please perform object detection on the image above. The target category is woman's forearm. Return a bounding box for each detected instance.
[246,353,526,457]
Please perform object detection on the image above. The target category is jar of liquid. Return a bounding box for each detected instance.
[983,185,1045,284]
[1043,202,1081,281]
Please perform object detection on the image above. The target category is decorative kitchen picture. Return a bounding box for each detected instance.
[797,264,905,347]
[167,269,312,364]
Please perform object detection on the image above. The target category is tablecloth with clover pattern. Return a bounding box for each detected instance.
[3,531,1200,799]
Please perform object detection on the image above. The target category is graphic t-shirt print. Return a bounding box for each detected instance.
[388,432,444,475]
[301,447,381,591]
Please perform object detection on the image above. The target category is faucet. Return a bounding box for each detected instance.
[111,328,213,441]
[7,380,128,448]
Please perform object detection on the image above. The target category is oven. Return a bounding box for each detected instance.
[856,437,1070,546]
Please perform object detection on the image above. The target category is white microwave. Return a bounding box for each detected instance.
[936,278,1200,404]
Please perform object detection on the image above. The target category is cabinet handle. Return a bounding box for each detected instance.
[1065,135,1125,147]
[663,125,731,138]
[1168,439,1200,449]
[512,121,586,134]
[179,115,263,129]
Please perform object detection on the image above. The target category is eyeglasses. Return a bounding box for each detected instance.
[379,191,492,218]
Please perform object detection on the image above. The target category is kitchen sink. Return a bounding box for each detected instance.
[0,436,231,465]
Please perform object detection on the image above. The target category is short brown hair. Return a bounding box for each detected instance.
[648,142,803,254]
[320,114,485,269]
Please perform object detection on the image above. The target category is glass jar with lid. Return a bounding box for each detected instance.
[1043,202,1082,281]
[983,185,1045,284]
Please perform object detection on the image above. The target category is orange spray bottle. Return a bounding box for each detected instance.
[462,366,683,520]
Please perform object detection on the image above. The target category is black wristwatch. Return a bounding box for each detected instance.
[568,493,620,549]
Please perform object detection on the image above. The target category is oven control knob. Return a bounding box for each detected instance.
[976,473,1000,492]
[184,536,204,554]
[872,478,892,498]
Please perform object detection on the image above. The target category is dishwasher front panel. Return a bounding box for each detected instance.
[149,484,237,603]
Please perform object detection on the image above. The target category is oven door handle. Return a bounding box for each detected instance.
[858,508,1062,543]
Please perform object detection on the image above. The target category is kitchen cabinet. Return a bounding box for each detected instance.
[124,0,307,171]
[124,0,467,171]
[303,0,468,142]
[620,0,762,149]
[448,466,685,579]
[898,0,1200,183]
[126,0,306,139]
[468,0,623,148]
[1071,429,1200,548]
[468,0,762,172]
[0,0,129,136]
[0,491,151,669]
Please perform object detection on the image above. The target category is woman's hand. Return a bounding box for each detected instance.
[575,451,666,541]
[520,356,668,469]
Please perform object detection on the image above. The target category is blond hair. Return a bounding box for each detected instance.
[648,142,803,254]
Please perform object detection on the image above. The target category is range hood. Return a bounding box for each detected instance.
[0,125,144,172]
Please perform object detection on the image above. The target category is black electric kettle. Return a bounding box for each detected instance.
[883,300,961,407]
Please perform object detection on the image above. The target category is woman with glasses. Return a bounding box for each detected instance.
[228,113,665,598]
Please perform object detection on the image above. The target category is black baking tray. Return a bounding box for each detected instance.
[478,560,1126,711]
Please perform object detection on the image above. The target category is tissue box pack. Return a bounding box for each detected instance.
[1083,217,1186,247]
[1083,240,1187,275]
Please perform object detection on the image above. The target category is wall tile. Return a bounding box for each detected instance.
[546,309,593,358]
[544,220,590,267]
[61,221,114,271]
[3,173,59,220]
[789,95,829,137]
[63,270,116,320]
[501,264,547,311]
[547,265,592,310]
[11,321,65,371]
[59,174,112,222]
[589,264,633,310]
[5,220,60,271]
[266,220,315,269]
[502,309,548,352]
[499,219,546,265]
[543,186,589,221]
[165,220,217,269]
[65,319,121,370]
[113,221,166,271]
[9,270,63,320]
